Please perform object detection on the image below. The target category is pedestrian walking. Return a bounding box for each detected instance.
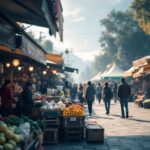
[112,82,118,103]
[71,84,78,101]
[96,83,102,104]
[103,82,113,115]
[78,84,84,103]
[118,78,131,118]
[82,83,87,104]
[85,81,95,116]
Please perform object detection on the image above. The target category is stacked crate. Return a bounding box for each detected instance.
[63,117,84,142]
[42,111,60,144]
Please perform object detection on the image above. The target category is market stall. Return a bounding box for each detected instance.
[131,56,150,108]
[100,64,124,80]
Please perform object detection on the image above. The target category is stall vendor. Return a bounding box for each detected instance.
[0,79,15,116]
[22,81,33,116]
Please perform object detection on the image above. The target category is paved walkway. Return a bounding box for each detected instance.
[45,102,150,150]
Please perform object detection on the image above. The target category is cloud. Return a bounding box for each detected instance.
[74,50,101,61]
[63,7,85,22]
[71,16,85,22]
[110,0,123,5]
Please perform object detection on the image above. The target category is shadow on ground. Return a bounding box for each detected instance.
[45,135,150,150]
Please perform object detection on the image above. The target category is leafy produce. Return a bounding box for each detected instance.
[0,116,42,148]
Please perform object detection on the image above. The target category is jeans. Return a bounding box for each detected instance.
[87,101,93,115]
[97,93,102,103]
[104,98,111,113]
[120,97,128,117]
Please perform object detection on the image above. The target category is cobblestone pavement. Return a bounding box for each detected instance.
[45,102,150,150]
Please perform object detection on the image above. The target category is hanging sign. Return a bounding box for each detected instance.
[21,35,46,65]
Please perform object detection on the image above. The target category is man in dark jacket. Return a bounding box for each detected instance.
[118,78,131,118]
[85,81,95,116]
[103,82,113,115]
[22,81,33,116]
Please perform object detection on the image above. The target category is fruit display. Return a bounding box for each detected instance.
[63,104,85,117]
[0,121,23,150]
[0,116,43,150]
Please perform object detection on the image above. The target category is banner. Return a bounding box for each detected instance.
[21,35,46,65]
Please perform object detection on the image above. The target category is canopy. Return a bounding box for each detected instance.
[124,66,135,78]
[0,0,63,41]
[91,72,101,81]
[101,64,124,80]
[133,55,150,69]
[133,64,150,78]
[64,67,78,74]
[46,53,63,65]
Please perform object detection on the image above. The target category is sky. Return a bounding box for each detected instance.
[28,0,132,61]
[61,0,132,61]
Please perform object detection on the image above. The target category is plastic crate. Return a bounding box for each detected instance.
[63,117,84,127]
[86,124,104,143]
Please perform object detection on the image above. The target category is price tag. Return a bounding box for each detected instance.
[70,117,76,121]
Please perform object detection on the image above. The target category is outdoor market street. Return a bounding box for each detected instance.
[45,102,150,150]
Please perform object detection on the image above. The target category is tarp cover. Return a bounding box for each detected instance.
[101,64,124,80]
[91,72,101,81]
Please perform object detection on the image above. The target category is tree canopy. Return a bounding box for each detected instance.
[91,10,150,74]
[131,0,150,34]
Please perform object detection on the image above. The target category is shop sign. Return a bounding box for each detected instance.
[21,35,46,65]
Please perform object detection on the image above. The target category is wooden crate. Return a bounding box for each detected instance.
[43,117,60,128]
[63,117,84,127]
[64,127,84,141]
[43,128,59,144]
[86,124,104,143]
[41,110,60,118]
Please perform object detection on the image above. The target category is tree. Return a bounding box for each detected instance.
[42,40,53,53]
[131,0,150,34]
[92,10,150,74]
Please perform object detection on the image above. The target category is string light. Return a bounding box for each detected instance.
[6,63,11,68]
[29,66,34,72]
[12,59,20,67]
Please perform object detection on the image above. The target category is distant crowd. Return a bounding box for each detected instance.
[64,78,131,118]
